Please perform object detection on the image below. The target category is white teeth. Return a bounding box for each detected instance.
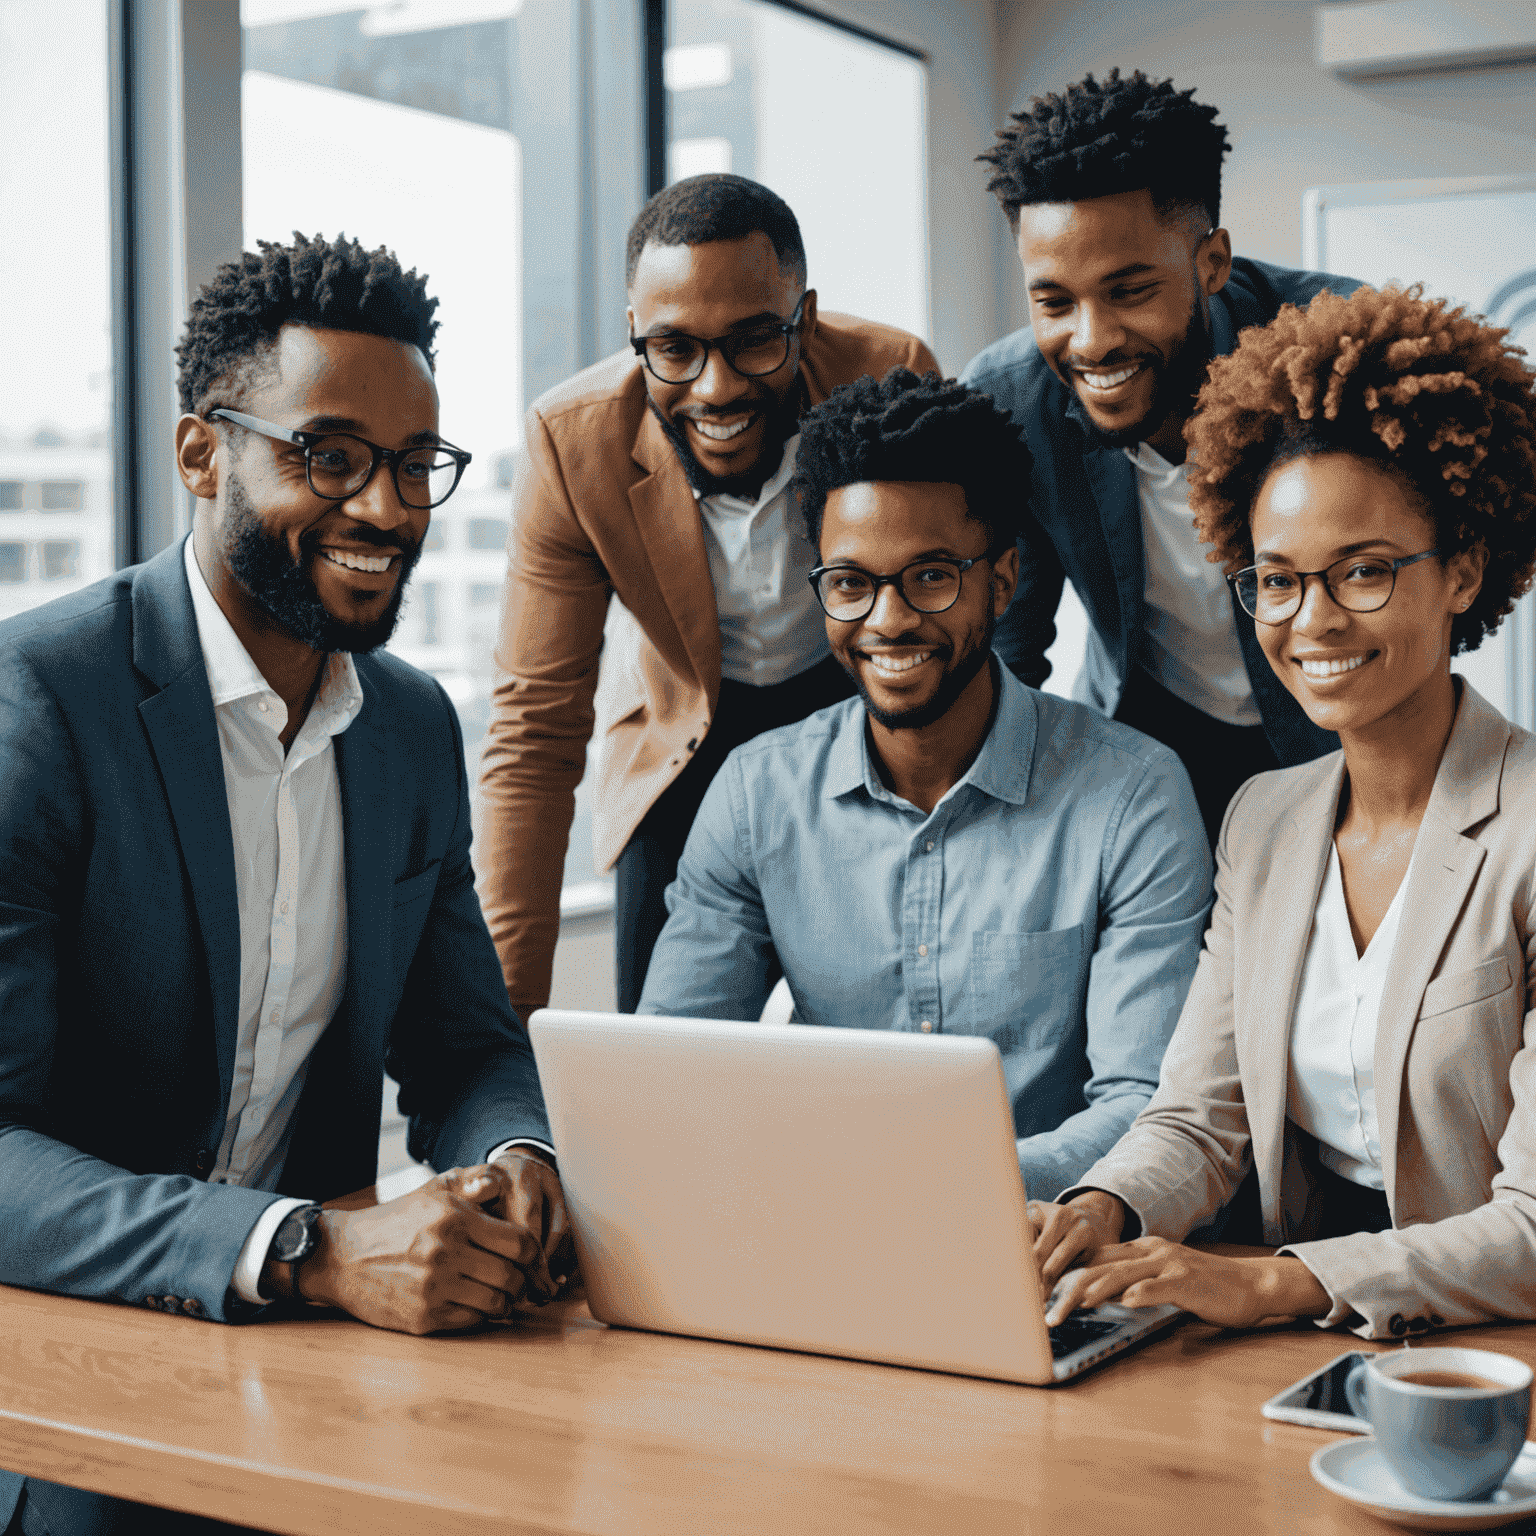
[867,651,932,675]
[1299,654,1368,679]
[1078,364,1139,391]
[691,417,751,442]
[321,548,394,574]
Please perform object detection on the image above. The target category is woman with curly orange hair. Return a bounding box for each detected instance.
[1028,284,1536,1338]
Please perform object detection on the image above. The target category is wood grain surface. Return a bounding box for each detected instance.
[2,1244,1533,1534]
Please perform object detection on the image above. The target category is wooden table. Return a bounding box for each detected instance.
[2,1245,1534,1536]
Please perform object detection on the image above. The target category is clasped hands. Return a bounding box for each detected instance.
[1027,1191,1330,1329]
[264,1149,576,1336]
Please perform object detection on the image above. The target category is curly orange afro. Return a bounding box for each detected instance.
[1185,284,1536,653]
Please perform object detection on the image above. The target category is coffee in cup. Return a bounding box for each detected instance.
[1397,1371,1503,1391]
[1345,1348,1532,1502]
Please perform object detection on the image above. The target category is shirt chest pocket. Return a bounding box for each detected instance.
[966,926,1088,1051]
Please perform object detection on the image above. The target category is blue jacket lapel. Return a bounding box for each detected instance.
[1082,442,1142,659]
[131,541,243,1104]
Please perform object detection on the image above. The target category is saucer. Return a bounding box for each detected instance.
[1311,1439,1536,1530]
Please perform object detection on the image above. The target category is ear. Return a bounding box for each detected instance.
[1198,228,1233,298]
[799,288,818,343]
[1446,542,1487,616]
[625,303,637,338]
[989,541,1019,618]
[176,413,220,500]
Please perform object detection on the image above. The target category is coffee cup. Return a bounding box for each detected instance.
[1344,1347,1532,1501]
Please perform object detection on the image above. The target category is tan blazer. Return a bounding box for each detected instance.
[1076,682,1536,1339]
[478,314,938,1009]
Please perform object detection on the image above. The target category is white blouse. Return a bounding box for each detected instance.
[1286,841,1417,1190]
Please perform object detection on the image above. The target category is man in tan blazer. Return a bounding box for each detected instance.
[480,175,937,1015]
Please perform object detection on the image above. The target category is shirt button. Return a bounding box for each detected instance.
[269,1010,279,1023]
[258,701,269,713]
[924,840,934,852]
[280,901,290,914]
[919,1020,933,1034]
[917,944,928,957]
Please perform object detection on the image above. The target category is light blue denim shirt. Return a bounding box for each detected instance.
[638,663,1214,1200]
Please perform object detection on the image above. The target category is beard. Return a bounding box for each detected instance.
[648,383,804,499]
[222,475,421,654]
[1077,291,1213,452]
[845,609,998,732]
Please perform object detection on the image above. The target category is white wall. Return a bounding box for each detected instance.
[993,0,1536,332]
[795,0,1007,375]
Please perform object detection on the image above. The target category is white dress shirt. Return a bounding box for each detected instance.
[1287,842,1416,1190]
[697,431,830,687]
[186,543,552,1303]
[184,540,362,1299]
[1124,442,1262,727]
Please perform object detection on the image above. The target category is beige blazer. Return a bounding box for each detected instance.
[478,314,937,1009]
[1076,682,1536,1339]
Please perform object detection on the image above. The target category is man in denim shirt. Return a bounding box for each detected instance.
[639,369,1212,1201]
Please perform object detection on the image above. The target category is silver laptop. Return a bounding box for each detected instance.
[527,1010,1182,1385]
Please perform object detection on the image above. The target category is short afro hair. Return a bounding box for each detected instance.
[793,368,1032,557]
[1186,284,1536,655]
[175,232,440,416]
[980,68,1229,233]
[625,174,806,285]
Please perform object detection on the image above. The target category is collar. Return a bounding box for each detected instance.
[182,535,363,728]
[692,431,803,512]
[1122,439,1187,486]
[826,660,1038,808]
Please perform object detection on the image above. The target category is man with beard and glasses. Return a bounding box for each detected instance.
[963,69,1362,842]
[478,174,936,1019]
[637,370,1211,1203]
[0,234,570,1536]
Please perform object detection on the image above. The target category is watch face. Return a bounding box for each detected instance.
[273,1206,319,1264]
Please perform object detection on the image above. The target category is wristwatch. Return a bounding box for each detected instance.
[268,1203,323,1274]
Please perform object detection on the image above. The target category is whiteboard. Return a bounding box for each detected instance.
[1304,173,1536,730]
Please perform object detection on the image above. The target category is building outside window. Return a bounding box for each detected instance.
[40,541,82,581]
[0,0,114,624]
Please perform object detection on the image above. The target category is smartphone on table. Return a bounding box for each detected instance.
[1260,1350,1371,1432]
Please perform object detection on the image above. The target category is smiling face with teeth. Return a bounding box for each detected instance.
[627,233,815,499]
[1016,189,1232,461]
[180,325,435,666]
[820,481,1018,757]
[1249,453,1485,746]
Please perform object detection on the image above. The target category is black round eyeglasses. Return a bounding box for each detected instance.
[208,408,472,510]
[1228,548,1440,625]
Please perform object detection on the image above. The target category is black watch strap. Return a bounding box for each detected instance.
[269,1203,322,1268]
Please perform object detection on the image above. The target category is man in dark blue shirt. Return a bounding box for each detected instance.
[963,69,1361,840]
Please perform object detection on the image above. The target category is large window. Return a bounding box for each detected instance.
[240,0,613,894]
[666,0,929,342]
[0,0,115,623]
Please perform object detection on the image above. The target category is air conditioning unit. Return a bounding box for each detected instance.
[1317,1,1536,78]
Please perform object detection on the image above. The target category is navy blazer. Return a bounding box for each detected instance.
[962,257,1360,767]
[0,539,550,1327]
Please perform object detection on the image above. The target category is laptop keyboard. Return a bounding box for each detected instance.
[1048,1309,1125,1360]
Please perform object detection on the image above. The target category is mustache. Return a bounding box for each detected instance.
[301,523,421,556]
[859,631,948,653]
[1067,352,1151,372]
[674,400,772,421]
